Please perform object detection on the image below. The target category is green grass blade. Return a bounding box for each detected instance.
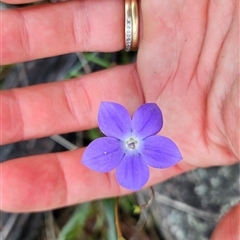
[84,53,111,68]
[102,199,118,240]
[57,203,90,240]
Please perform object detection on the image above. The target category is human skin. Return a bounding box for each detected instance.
[0,0,239,238]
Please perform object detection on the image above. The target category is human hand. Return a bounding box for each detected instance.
[1,0,239,222]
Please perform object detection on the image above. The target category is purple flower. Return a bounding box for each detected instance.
[82,102,182,191]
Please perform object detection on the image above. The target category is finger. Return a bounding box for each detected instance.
[1,64,143,145]
[2,0,40,4]
[211,203,240,240]
[0,148,190,212]
[2,0,124,64]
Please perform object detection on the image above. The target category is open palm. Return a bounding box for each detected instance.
[138,1,238,168]
[1,0,238,212]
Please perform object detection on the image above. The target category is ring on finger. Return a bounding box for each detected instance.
[125,0,139,52]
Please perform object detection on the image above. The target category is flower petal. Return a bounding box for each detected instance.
[82,137,124,172]
[116,154,149,190]
[142,136,182,168]
[132,103,163,138]
[98,102,131,139]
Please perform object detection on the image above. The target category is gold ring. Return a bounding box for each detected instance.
[125,0,139,52]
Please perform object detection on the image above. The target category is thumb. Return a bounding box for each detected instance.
[211,203,240,240]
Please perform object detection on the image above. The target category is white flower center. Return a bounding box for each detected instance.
[126,137,138,150]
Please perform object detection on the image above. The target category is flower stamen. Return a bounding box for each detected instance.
[126,137,138,150]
